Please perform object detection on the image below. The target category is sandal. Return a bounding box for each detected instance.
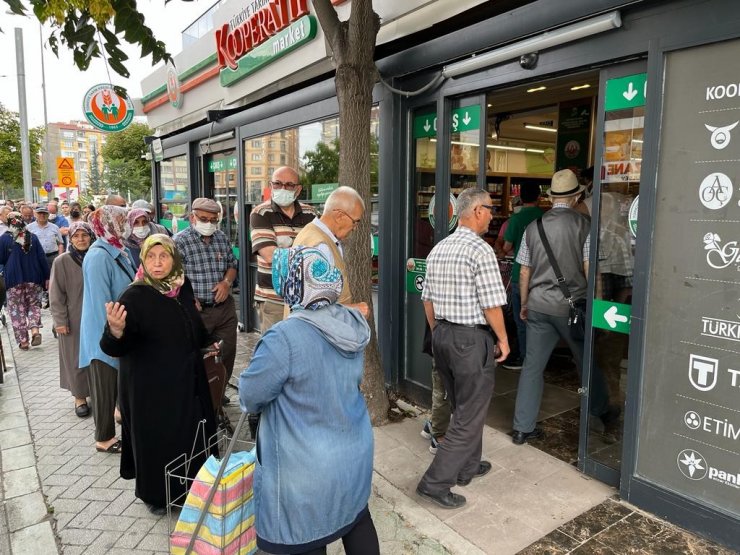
[18,343,29,351]
[96,440,122,454]
[74,403,90,418]
[31,333,42,347]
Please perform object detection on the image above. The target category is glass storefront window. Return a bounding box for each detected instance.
[159,155,189,225]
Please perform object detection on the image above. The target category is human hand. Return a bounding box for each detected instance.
[55,325,70,335]
[520,306,528,321]
[105,302,127,339]
[212,280,230,303]
[495,339,510,363]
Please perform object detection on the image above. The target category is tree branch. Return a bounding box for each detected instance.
[312,0,342,58]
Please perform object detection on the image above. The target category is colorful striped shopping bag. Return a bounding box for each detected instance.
[171,450,257,555]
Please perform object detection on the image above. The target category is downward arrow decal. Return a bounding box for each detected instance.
[623,82,638,101]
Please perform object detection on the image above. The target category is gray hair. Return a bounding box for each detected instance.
[456,187,490,217]
[324,186,365,213]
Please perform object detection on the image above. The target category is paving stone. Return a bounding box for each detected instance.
[43,484,68,503]
[60,475,98,499]
[76,487,123,502]
[135,532,170,552]
[0,427,33,449]
[0,397,25,416]
[114,517,156,549]
[1,444,36,471]
[79,530,123,555]
[3,466,40,499]
[10,521,59,555]
[67,501,110,529]
[49,497,91,515]
[5,491,49,532]
[53,511,76,531]
[58,527,101,546]
[87,514,137,532]
[99,489,136,516]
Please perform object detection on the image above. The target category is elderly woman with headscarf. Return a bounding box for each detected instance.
[124,207,152,268]
[101,234,218,515]
[239,246,379,555]
[79,206,137,454]
[0,212,50,350]
[49,222,95,418]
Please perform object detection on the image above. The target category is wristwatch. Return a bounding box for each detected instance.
[223,277,232,286]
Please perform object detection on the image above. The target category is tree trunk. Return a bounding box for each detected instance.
[314,0,388,425]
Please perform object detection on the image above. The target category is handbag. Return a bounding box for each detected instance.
[536,219,587,341]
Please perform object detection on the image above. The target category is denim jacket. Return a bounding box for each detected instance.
[79,239,136,369]
[240,304,372,550]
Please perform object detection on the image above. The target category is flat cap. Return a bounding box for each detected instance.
[191,197,220,214]
[34,204,49,213]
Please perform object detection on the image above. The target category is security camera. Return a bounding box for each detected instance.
[519,52,539,70]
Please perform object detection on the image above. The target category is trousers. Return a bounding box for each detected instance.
[513,308,610,433]
[89,359,118,442]
[257,300,285,334]
[418,322,496,492]
[430,361,451,437]
[297,510,379,555]
[199,296,238,381]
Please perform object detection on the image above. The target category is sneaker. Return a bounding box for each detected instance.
[420,419,433,440]
[429,435,443,455]
[502,357,523,370]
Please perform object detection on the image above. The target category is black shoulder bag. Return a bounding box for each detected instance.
[536,219,587,341]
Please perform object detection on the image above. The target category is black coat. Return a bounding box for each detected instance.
[100,278,217,507]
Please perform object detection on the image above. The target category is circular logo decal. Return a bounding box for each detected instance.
[699,172,733,210]
[428,193,458,231]
[166,62,183,109]
[564,140,581,159]
[628,195,639,238]
[83,84,134,132]
[683,411,701,430]
[677,449,708,480]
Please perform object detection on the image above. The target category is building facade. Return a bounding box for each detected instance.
[140,0,740,548]
[45,121,107,194]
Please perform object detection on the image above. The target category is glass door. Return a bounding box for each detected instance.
[581,61,647,484]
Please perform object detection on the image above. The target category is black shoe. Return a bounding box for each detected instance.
[222,395,231,406]
[502,357,524,370]
[456,461,493,486]
[600,406,622,444]
[416,485,466,509]
[512,427,544,445]
[145,502,167,516]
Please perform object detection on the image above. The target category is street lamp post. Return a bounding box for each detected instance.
[40,24,51,193]
[14,27,34,201]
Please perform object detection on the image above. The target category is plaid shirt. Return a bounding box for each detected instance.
[422,226,507,326]
[174,226,238,304]
[516,204,590,267]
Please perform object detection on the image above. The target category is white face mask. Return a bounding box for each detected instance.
[132,226,149,239]
[122,222,133,240]
[194,221,217,236]
[272,188,296,207]
[49,213,57,221]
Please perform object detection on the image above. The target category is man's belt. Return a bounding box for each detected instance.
[436,319,490,332]
[199,300,223,308]
[45,252,58,257]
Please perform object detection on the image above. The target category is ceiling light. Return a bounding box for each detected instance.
[632,139,643,143]
[524,124,558,133]
[487,103,493,107]
[570,84,591,91]
[442,11,622,78]
[487,144,526,152]
[527,86,547,93]
[526,148,545,153]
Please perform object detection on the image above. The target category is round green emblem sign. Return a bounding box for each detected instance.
[83,84,134,132]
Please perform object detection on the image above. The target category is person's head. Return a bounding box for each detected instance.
[89,205,131,249]
[83,204,95,219]
[68,222,94,252]
[6,199,15,209]
[161,203,169,213]
[321,186,365,241]
[128,208,151,242]
[105,194,127,208]
[34,205,49,225]
[189,198,221,237]
[131,199,155,220]
[457,188,493,235]
[0,206,11,223]
[6,212,27,242]
[520,182,541,205]
[272,246,344,312]
[60,201,70,216]
[269,166,302,209]
[69,202,82,220]
[47,201,59,220]
[548,169,585,207]
[137,234,185,295]
[20,205,34,223]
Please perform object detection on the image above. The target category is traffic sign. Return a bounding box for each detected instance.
[592,299,632,334]
[605,73,647,111]
[43,181,53,193]
[56,157,77,189]
[405,258,426,294]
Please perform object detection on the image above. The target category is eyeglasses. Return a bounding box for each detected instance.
[270,180,300,191]
[478,204,496,213]
[334,209,361,226]
[194,214,219,225]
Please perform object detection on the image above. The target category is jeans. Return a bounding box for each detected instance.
[511,282,526,359]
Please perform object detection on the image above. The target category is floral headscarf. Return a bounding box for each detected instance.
[6,212,30,252]
[67,221,95,266]
[272,247,343,311]
[132,234,185,298]
[126,208,151,247]
[89,205,130,251]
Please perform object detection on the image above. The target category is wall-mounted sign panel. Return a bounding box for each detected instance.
[638,38,740,518]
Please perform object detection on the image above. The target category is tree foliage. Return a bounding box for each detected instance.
[302,139,339,187]
[2,0,171,81]
[88,142,105,195]
[101,121,152,199]
[0,103,43,199]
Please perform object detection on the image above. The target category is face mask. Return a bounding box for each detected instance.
[49,213,57,221]
[272,188,296,207]
[71,210,81,219]
[122,222,132,240]
[132,226,149,239]
[194,221,217,236]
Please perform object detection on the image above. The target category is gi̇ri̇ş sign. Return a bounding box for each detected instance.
[215,0,317,87]
[82,84,134,132]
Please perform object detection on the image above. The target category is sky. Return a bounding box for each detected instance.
[0,0,213,128]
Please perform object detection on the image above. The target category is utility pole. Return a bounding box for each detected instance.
[14,28,33,201]
[40,24,51,187]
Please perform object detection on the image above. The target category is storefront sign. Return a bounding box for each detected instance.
[412,106,480,139]
[406,258,426,294]
[152,138,164,162]
[592,299,631,334]
[628,195,638,237]
[604,73,647,111]
[428,193,458,231]
[638,39,740,517]
[601,160,642,183]
[414,113,437,139]
[556,98,591,171]
[166,61,183,108]
[216,0,316,86]
[312,182,338,202]
[208,157,238,172]
[82,84,134,132]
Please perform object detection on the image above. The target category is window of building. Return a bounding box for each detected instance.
[159,156,189,219]
[63,140,74,149]
[251,167,262,175]
[252,153,262,161]
[268,154,275,162]
[77,142,85,149]
[251,140,262,148]
[62,131,74,138]
[268,141,276,149]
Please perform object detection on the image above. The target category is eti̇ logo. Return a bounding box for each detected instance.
[688,354,718,392]
[705,121,739,150]
[677,449,708,480]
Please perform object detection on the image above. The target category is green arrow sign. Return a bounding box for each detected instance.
[208,156,237,172]
[592,299,632,334]
[604,73,647,111]
[406,258,426,294]
[451,105,480,133]
[413,114,437,139]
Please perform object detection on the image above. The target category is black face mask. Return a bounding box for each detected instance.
[71,210,81,219]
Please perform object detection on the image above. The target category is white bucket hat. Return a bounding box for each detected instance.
[548,169,585,198]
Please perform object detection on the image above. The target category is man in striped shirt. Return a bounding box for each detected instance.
[250,167,317,333]
[416,187,509,510]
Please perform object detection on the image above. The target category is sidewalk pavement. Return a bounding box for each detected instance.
[2,310,711,555]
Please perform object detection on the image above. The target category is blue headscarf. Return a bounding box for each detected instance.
[272,247,343,311]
